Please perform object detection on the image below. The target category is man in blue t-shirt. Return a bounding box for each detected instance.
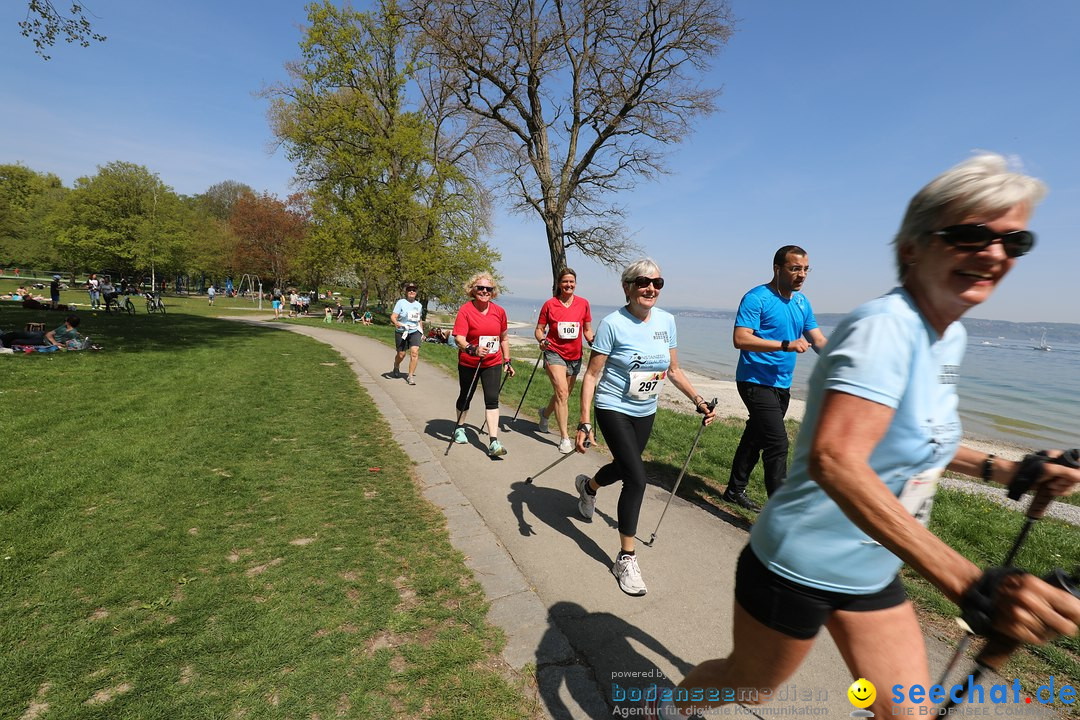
[390,283,425,385]
[725,245,827,511]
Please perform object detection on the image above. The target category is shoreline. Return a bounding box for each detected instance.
[505,333,1035,460]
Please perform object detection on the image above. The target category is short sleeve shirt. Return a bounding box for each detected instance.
[453,301,507,369]
[538,296,592,361]
[749,288,965,593]
[392,299,424,333]
[592,306,677,417]
[734,284,819,388]
[53,324,80,343]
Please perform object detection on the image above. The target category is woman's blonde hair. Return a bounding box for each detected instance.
[464,272,499,299]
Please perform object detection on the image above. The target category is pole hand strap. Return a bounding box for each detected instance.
[1008,449,1080,500]
[960,566,1028,637]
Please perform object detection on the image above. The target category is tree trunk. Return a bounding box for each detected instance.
[545,216,566,298]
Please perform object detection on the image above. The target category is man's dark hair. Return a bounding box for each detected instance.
[773,245,807,268]
[66,315,81,328]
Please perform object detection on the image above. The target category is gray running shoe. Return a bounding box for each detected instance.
[558,437,574,454]
[575,474,595,520]
[611,553,647,596]
[537,407,550,433]
[406,374,416,385]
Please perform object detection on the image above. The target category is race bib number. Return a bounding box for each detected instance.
[628,370,667,400]
[478,335,499,352]
[407,310,421,322]
[556,321,580,340]
[897,467,941,527]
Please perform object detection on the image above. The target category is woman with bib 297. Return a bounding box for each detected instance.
[651,155,1080,720]
[452,273,516,457]
[535,267,595,454]
[575,259,716,596]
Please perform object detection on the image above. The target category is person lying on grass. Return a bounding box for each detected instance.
[1,315,85,349]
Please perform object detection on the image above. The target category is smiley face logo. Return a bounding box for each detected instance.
[847,678,876,709]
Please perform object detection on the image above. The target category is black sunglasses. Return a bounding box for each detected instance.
[930,224,1035,258]
[631,276,665,289]
[473,285,494,293]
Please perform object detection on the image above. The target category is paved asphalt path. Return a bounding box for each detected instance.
[236,319,1060,720]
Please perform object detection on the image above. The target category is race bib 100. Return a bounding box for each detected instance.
[556,322,580,339]
[628,370,667,400]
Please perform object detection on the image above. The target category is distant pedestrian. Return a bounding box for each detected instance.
[451,273,515,457]
[207,284,216,306]
[534,267,594,453]
[391,283,424,385]
[49,274,61,308]
[324,305,333,323]
[723,245,827,512]
[87,273,101,309]
[272,287,283,319]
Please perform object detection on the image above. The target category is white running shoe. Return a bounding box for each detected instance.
[575,474,595,520]
[558,437,574,454]
[611,553,647,596]
[537,407,550,433]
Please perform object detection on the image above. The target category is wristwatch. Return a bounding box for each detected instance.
[780,340,790,352]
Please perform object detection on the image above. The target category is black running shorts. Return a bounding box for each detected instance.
[734,545,907,640]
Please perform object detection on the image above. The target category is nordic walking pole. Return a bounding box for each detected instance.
[642,398,717,547]
[480,366,513,434]
[511,352,543,424]
[444,360,484,456]
[525,438,591,485]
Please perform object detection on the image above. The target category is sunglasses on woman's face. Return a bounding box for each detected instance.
[930,224,1035,258]
[473,286,494,294]
[632,276,664,289]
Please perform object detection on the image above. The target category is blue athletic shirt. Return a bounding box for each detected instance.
[392,298,424,333]
[749,288,965,593]
[592,306,677,417]
[734,284,819,389]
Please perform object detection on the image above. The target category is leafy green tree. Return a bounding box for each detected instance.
[53,161,187,280]
[266,0,497,309]
[0,163,64,264]
[19,1,107,60]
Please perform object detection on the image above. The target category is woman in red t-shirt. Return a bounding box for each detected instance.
[451,273,516,456]
[534,267,595,453]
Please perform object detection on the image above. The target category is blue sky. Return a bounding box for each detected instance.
[3,1,1079,323]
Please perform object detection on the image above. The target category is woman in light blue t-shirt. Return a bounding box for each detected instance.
[574,258,716,598]
[654,156,1080,720]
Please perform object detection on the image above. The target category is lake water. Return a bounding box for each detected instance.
[500,297,1079,449]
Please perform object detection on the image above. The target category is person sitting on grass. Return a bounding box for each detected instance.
[361,310,374,325]
[1,315,84,349]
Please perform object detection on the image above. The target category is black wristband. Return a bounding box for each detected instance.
[981,454,996,483]
[780,339,790,352]
[466,343,478,356]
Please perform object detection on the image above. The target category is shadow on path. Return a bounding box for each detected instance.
[536,600,695,719]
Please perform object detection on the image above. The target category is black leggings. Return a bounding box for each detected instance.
[594,408,655,537]
[456,363,502,414]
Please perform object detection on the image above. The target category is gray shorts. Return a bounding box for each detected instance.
[544,349,581,377]
[396,330,422,351]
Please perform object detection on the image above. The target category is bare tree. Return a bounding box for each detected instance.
[411,0,735,292]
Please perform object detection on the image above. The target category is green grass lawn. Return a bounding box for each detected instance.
[0,303,538,719]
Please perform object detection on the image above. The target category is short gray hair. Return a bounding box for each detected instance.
[620,258,662,300]
[893,153,1047,280]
